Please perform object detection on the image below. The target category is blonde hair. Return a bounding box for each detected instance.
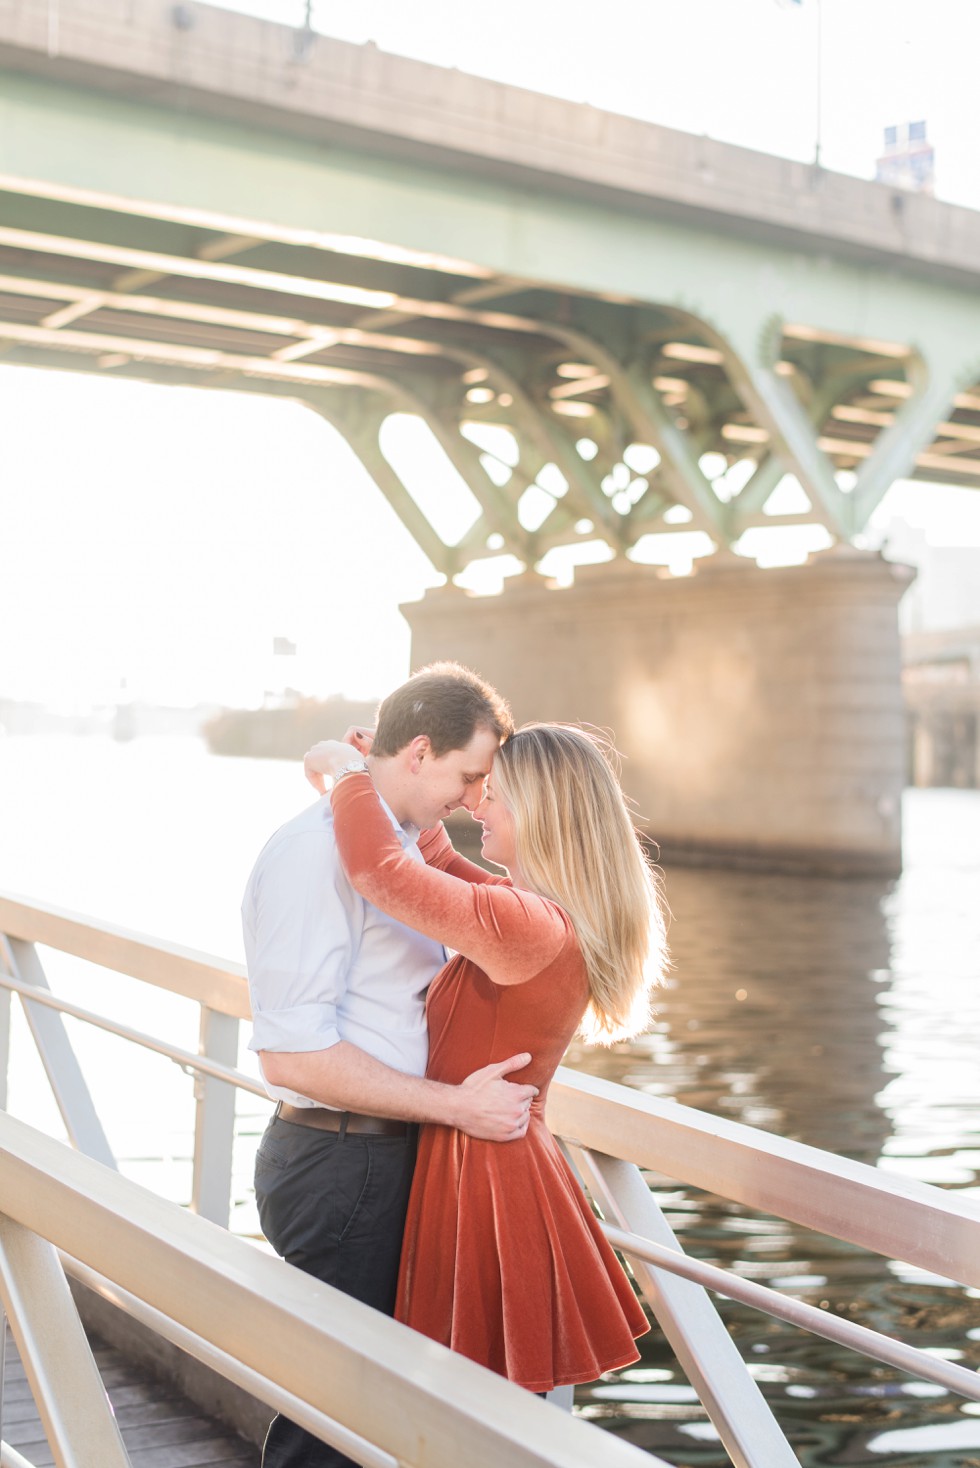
[493,724,668,1044]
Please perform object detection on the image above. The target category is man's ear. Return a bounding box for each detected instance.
[407,734,431,773]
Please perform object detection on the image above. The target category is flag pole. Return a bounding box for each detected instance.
[814,0,823,169]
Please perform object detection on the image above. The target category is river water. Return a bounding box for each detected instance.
[1,735,978,1466]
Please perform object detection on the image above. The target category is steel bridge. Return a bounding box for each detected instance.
[1,0,979,584]
[4,0,979,872]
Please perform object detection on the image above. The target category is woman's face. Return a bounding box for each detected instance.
[475,775,517,871]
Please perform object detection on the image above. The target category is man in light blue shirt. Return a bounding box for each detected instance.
[243,663,534,1468]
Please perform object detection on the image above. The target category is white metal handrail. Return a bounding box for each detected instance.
[6,908,977,1288]
[0,969,267,1098]
[6,890,980,1278]
[601,1220,980,1400]
[0,893,248,1016]
[0,1113,666,1468]
[62,1255,399,1468]
[0,890,248,1219]
[548,1069,980,1290]
[7,967,976,1402]
[3,889,980,1468]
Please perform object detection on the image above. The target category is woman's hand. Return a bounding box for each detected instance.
[342,725,375,756]
[304,739,364,794]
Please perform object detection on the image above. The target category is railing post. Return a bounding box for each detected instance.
[567,1146,801,1468]
[191,1007,239,1226]
[0,938,11,1111]
[0,1215,131,1467]
[1,1305,6,1438]
[6,939,116,1169]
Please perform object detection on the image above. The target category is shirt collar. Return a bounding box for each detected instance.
[377,792,421,850]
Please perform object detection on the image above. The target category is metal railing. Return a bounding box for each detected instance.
[2,890,979,1468]
[0,1112,666,1468]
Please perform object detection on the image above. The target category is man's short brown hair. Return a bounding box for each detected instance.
[372,662,513,759]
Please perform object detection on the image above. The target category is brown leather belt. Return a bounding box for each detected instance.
[277,1102,410,1138]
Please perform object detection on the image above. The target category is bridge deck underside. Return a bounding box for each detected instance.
[3,1321,258,1467]
[2,74,980,578]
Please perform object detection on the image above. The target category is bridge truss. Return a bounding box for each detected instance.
[2,2,980,583]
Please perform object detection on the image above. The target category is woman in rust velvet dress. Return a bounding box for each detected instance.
[307,724,668,1394]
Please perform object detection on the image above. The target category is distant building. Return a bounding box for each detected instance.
[879,520,980,633]
[875,520,980,787]
[203,694,380,759]
[875,120,935,194]
[904,627,980,789]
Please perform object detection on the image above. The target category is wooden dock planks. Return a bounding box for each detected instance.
[2,1324,258,1467]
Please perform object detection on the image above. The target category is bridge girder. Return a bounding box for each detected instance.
[3,72,980,582]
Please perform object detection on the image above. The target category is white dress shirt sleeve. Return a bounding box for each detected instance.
[245,825,361,1056]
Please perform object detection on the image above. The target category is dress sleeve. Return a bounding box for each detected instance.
[333,775,567,985]
[419,822,510,885]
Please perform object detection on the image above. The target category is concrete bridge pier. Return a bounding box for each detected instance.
[405,550,914,876]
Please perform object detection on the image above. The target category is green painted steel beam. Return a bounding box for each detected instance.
[3,71,980,365]
[3,63,980,570]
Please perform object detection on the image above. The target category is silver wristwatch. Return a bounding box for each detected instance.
[332,757,369,784]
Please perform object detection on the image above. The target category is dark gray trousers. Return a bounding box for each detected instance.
[254,1114,418,1468]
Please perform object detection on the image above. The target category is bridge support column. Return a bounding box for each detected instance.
[405,550,914,875]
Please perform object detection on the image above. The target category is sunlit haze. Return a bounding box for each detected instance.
[2,369,435,708]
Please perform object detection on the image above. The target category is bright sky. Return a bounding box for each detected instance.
[4,0,980,711]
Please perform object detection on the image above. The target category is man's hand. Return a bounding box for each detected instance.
[453,1053,538,1141]
[261,1043,537,1138]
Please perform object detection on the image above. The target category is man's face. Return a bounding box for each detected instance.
[408,727,500,829]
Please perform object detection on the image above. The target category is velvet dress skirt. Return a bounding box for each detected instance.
[394,951,649,1392]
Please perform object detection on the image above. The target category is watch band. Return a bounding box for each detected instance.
[332,758,369,784]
